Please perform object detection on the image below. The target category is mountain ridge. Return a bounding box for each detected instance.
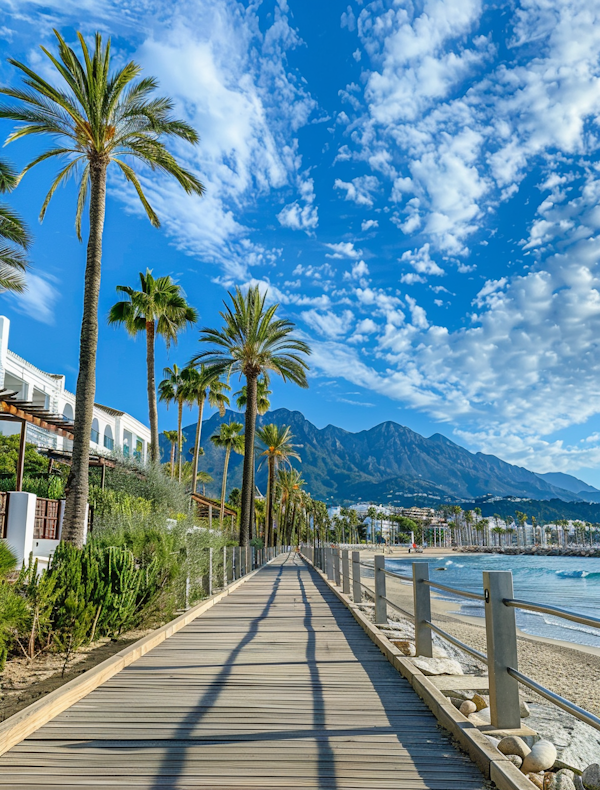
[160,408,592,505]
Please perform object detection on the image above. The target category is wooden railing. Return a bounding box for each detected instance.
[0,492,7,539]
[33,497,61,540]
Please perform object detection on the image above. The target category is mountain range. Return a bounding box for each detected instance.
[159,408,599,506]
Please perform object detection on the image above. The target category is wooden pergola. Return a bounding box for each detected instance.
[37,448,147,490]
[191,492,237,530]
[0,388,74,491]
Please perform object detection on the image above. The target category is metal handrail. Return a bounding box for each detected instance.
[381,595,415,622]
[425,621,488,665]
[383,568,413,582]
[422,579,485,601]
[507,666,600,732]
[504,598,600,630]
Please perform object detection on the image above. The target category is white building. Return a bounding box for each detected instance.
[0,316,150,462]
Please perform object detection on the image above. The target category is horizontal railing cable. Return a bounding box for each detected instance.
[381,595,415,622]
[382,568,413,582]
[425,621,488,665]
[422,579,485,601]
[504,598,600,630]
[507,666,600,732]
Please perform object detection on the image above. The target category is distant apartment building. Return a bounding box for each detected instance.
[0,316,150,461]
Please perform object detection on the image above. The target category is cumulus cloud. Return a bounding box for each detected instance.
[334,175,380,207]
[277,178,319,231]
[361,219,379,231]
[324,241,362,259]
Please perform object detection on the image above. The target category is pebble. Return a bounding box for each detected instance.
[582,764,600,790]
[472,693,489,711]
[522,742,558,774]
[498,735,531,760]
[528,773,545,789]
[460,700,477,716]
[547,769,577,790]
[507,755,523,768]
[449,697,463,710]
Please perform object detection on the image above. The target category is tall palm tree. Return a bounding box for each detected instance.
[0,31,204,546]
[210,422,244,526]
[162,429,178,478]
[158,364,188,482]
[0,158,30,292]
[235,377,272,415]
[235,375,271,539]
[197,471,213,497]
[108,270,197,462]
[276,467,305,545]
[256,424,300,548]
[193,286,310,546]
[182,366,230,495]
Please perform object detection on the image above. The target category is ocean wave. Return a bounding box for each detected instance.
[555,569,600,578]
[520,609,600,638]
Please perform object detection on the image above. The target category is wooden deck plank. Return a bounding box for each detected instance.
[0,554,486,789]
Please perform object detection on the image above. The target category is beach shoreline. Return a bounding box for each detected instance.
[359,569,600,715]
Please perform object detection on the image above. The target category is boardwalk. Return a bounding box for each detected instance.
[0,553,485,789]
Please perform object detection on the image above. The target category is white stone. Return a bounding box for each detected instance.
[412,657,463,676]
[507,755,523,768]
[522,741,558,774]
[526,703,600,773]
[460,700,477,716]
[548,769,577,790]
[432,645,448,658]
[498,736,531,760]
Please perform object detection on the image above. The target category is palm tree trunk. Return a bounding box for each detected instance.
[240,374,257,546]
[170,442,175,478]
[191,396,205,495]
[265,456,274,548]
[145,319,159,463]
[62,160,107,547]
[177,399,183,483]
[220,447,231,526]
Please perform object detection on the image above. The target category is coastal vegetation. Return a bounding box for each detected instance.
[0,157,29,293]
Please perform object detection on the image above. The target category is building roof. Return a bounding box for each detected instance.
[94,403,125,417]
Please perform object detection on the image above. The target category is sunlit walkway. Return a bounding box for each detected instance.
[0,553,485,789]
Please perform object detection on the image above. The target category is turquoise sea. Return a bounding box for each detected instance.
[386,554,600,650]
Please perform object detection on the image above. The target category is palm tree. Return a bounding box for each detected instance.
[210,422,244,526]
[197,471,213,497]
[256,424,300,548]
[276,467,305,544]
[193,286,310,546]
[182,366,230,496]
[158,364,188,482]
[235,375,271,539]
[0,158,30,292]
[108,270,197,462]
[0,31,204,546]
[162,429,178,478]
[235,377,272,415]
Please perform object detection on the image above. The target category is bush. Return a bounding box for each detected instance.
[0,543,29,670]
[0,475,65,499]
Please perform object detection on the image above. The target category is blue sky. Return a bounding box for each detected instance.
[2,0,600,484]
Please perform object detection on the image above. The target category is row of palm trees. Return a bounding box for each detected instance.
[0,30,311,548]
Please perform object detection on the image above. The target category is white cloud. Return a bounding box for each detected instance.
[400,244,445,279]
[8,273,60,325]
[301,309,355,339]
[334,175,380,207]
[277,179,319,231]
[343,259,370,287]
[361,219,379,231]
[324,241,362,259]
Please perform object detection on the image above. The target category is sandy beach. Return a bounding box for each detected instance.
[357,554,600,716]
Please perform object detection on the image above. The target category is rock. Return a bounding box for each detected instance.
[528,773,545,789]
[449,697,463,710]
[445,689,475,701]
[574,776,584,790]
[508,755,524,768]
[485,735,501,749]
[472,693,489,711]
[390,640,416,656]
[432,645,448,658]
[471,705,491,724]
[521,699,531,718]
[460,700,477,716]
[526,703,600,773]
[582,764,600,790]
[498,736,532,760]
[412,657,463,676]
[522,742,558,774]
[547,770,576,790]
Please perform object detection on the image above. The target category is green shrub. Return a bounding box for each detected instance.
[0,543,29,670]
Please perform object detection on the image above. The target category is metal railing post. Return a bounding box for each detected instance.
[341,549,350,595]
[374,554,387,624]
[326,547,333,581]
[484,571,521,729]
[333,548,341,586]
[413,562,433,657]
[352,551,361,603]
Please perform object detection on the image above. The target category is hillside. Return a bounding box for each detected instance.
[159,408,589,505]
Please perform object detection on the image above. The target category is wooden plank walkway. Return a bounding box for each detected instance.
[0,553,486,789]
